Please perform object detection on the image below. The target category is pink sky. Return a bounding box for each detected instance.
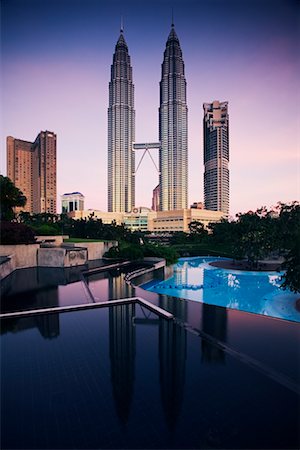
[1,0,299,216]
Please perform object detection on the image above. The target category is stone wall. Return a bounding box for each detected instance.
[35,235,69,245]
[0,240,117,279]
[63,241,117,260]
[0,244,39,269]
[38,247,88,268]
[0,255,16,280]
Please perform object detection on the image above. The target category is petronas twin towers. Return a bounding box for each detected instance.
[108,23,188,212]
[108,29,135,212]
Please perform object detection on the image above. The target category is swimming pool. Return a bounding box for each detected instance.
[141,257,300,322]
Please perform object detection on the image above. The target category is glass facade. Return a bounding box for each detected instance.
[159,25,188,211]
[203,101,229,215]
[108,30,135,213]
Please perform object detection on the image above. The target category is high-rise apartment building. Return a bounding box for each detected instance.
[159,23,188,211]
[7,137,35,213]
[108,27,135,213]
[203,101,229,215]
[7,131,57,214]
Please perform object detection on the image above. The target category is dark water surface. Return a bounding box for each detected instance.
[1,264,299,449]
[1,303,299,449]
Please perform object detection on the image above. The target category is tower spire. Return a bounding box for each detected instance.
[120,16,124,33]
[171,8,174,28]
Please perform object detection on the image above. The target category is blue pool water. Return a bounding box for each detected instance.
[142,257,300,322]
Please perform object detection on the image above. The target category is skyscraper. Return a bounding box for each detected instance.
[108,27,135,213]
[7,131,57,214]
[152,184,160,211]
[7,137,35,213]
[203,101,229,215]
[159,23,188,211]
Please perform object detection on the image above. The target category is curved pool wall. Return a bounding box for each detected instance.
[140,257,300,323]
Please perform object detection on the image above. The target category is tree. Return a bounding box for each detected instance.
[0,176,27,221]
[281,236,300,293]
[188,221,207,236]
[231,210,276,266]
[278,202,300,293]
[208,218,236,244]
[276,201,300,252]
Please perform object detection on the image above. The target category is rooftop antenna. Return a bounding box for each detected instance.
[120,15,124,33]
[171,7,174,27]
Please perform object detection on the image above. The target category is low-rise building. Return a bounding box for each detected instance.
[123,207,154,232]
[61,192,85,213]
[68,209,123,225]
[68,208,224,233]
[190,201,203,209]
[148,209,225,233]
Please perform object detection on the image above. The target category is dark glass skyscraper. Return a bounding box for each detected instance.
[203,101,229,215]
[108,28,135,212]
[159,24,188,211]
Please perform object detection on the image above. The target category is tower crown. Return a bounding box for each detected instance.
[116,32,128,50]
[167,26,179,44]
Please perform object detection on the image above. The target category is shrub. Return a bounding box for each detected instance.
[104,242,178,265]
[104,243,143,261]
[31,224,60,236]
[0,221,36,244]
[142,243,179,265]
[103,246,121,259]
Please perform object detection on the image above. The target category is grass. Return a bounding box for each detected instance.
[63,238,113,243]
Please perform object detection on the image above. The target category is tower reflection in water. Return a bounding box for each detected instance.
[108,276,136,424]
[108,275,188,429]
[109,303,136,424]
[159,317,187,430]
[202,268,227,363]
[159,295,187,429]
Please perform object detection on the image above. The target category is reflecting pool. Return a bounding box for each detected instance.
[142,257,300,322]
[1,304,299,449]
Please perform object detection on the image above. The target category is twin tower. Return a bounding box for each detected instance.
[108,23,188,213]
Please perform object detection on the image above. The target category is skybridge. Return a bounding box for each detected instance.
[133,142,161,175]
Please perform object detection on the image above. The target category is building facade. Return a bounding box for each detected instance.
[203,101,229,215]
[152,184,160,211]
[68,210,124,225]
[148,208,224,233]
[190,202,204,209]
[69,208,223,233]
[159,23,188,211]
[61,192,85,213]
[7,131,57,214]
[123,207,153,232]
[7,137,35,213]
[108,27,135,213]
